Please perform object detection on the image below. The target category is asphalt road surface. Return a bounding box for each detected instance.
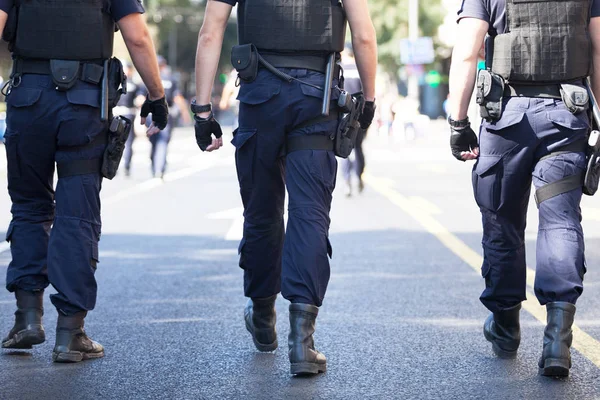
[2,120,600,399]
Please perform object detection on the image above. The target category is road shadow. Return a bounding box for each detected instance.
[0,230,599,399]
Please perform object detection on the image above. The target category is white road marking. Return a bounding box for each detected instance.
[207,207,244,241]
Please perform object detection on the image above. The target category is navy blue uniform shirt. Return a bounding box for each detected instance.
[0,0,144,21]
[214,0,237,5]
[458,0,600,36]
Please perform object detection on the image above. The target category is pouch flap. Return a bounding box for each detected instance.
[478,69,493,98]
[474,154,502,177]
[231,128,257,149]
[231,44,255,71]
[485,112,524,131]
[7,87,42,107]
[547,109,589,130]
[50,59,81,88]
[237,83,281,105]
[560,84,589,107]
[301,84,324,99]
[66,89,101,108]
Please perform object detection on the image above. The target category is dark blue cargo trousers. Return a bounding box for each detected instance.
[4,75,106,315]
[233,68,338,307]
[474,97,587,313]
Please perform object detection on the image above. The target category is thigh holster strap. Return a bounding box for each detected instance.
[535,173,583,207]
[57,158,102,178]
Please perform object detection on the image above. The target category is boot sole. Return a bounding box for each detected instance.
[245,318,278,352]
[2,327,46,350]
[483,326,518,359]
[541,358,570,377]
[52,350,105,363]
[290,362,327,376]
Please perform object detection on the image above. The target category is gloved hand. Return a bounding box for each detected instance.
[358,100,376,129]
[140,96,169,130]
[195,113,223,152]
[450,124,479,161]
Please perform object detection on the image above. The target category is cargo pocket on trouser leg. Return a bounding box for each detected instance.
[472,155,503,212]
[231,128,257,189]
[4,130,21,179]
[90,241,99,271]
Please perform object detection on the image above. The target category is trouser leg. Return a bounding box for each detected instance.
[533,152,586,305]
[149,123,172,177]
[354,128,366,178]
[232,127,286,298]
[49,108,106,315]
[474,122,533,313]
[4,115,55,293]
[282,149,337,306]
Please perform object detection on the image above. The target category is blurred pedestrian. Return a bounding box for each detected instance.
[340,44,367,197]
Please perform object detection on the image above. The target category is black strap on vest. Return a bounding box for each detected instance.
[285,111,339,154]
[505,84,562,99]
[13,59,104,85]
[56,133,108,178]
[534,140,587,206]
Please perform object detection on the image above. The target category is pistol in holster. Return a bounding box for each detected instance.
[101,115,132,180]
[334,90,365,159]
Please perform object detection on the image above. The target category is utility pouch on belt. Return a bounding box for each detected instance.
[107,57,126,109]
[50,60,80,91]
[476,69,504,122]
[102,115,131,180]
[335,92,365,158]
[231,44,259,83]
[560,83,589,114]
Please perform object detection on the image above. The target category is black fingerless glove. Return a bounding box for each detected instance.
[194,113,223,152]
[358,100,376,129]
[140,96,169,130]
[450,124,479,161]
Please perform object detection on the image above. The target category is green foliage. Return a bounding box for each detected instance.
[368,0,446,75]
[145,0,236,76]
[147,0,447,80]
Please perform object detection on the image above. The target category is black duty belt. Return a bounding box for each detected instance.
[505,84,562,99]
[260,53,338,75]
[13,59,104,85]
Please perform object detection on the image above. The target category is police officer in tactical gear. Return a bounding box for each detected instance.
[449,0,600,377]
[194,0,377,375]
[0,0,168,362]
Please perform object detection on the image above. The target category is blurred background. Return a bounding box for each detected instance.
[0,0,470,139]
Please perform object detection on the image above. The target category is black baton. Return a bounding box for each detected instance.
[100,59,109,122]
[321,53,336,116]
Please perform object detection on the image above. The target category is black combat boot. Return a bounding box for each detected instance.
[2,290,46,349]
[244,294,278,352]
[539,302,576,377]
[288,303,326,376]
[52,311,104,363]
[483,303,521,359]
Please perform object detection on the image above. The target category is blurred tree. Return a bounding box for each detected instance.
[368,0,446,76]
[144,0,236,77]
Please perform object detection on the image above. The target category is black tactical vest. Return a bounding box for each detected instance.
[491,0,592,83]
[11,0,115,61]
[237,0,347,53]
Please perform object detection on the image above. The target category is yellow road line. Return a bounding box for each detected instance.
[363,173,600,368]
